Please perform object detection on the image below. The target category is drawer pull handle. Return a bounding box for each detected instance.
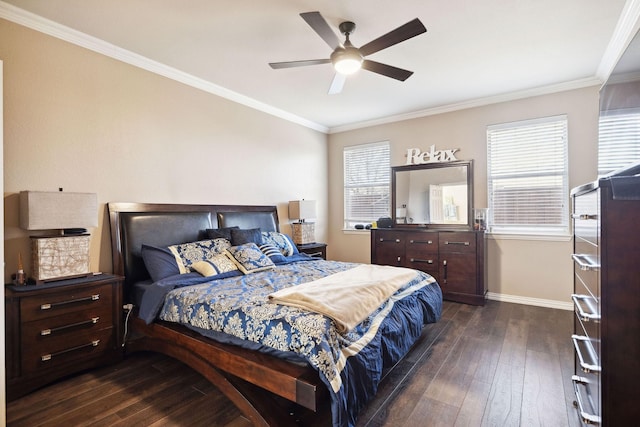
[571,375,601,425]
[572,254,600,271]
[444,241,470,246]
[571,334,601,374]
[410,258,434,264]
[409,240,434,245]
[40,294,100,311]
[378,238,401,243]
[40,317,100,336]
[572,213,598,220]
[442,259,447,284]
[571,294,600,322]
[41,339,100,362]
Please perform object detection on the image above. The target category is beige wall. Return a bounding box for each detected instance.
[328,86,600,306]
[1,19,328,282]
[2,16,602,306]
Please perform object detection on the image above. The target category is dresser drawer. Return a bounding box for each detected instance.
[406,233,438,273]
[439,232,476,254]
[406,233,439,253]
[21,327,114,374]
[20,283,113,322]
[572,373,600,425]
[574,268,600,306]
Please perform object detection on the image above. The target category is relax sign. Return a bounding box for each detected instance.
[406,145,459,165]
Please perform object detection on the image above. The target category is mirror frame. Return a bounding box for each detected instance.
[391,160,474,229]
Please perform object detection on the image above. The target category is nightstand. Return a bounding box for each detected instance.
[5,273,124,400]
[296,242,327,260]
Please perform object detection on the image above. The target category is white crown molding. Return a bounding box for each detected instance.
[328,77,602,134]
[3,1,634,136]
[596,0,640,82]
[0,1,329,134]
[486,292,573,311]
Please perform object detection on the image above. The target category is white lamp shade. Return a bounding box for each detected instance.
[19,191,98,231]
[289,200,316,221]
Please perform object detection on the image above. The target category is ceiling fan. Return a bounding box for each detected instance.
[269,11,427,94]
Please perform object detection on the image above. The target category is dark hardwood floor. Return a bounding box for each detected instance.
[6,300,582,427]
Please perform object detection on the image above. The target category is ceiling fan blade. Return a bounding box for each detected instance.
[362,60,414,81]
[328,73,346,95]
[269,59,331,69]
[300,11,342,50]
[359,18,426,57]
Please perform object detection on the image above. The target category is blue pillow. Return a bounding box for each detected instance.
[231,228,263,246]
[141,244,180,282]
[205,226,239,241]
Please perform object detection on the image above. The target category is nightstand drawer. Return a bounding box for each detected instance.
[296,243,327,260]
[22,306,113,352]
[20,283,113,322]
[21,327,114,374]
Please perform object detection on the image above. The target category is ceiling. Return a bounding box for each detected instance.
[0,0,633,132]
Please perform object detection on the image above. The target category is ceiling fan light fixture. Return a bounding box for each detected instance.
[331,48,363,75]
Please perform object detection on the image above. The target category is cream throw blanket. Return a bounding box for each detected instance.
[268,264,418,333]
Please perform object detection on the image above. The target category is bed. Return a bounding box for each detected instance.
[108,202,442,427]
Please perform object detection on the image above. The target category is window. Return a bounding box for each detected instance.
[343,141,390,229]
[598,108,640,176]
[487,115,569,235]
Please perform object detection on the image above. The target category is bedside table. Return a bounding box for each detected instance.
[5,273,124,400]
[296,242,327,260]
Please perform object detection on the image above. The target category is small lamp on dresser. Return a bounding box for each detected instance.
[19,190,98,283]
[289,199,316,245]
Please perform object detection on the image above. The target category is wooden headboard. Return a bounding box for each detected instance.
[108,202,280,301]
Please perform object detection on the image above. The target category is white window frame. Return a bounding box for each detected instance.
[343,141,391,229]
[598,108,640,176]
[487,115,569,236]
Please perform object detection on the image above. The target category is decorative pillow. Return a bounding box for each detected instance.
[259,243,287,264]
[225,243,275,274]
[168,238,231,274]
[261,231,298,256]
[231,228,263,246]
[191,254,239,277]
[204,226,239,241]
[141,244,181,282]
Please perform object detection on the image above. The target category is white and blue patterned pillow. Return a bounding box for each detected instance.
[261,231,297,256]
[259,243,287,264]
[191,254,238,277]
[168,238,231,274]
[225,243,275,274]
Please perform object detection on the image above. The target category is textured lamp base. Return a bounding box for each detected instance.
[291,222,315,245]
[31,235,91,283]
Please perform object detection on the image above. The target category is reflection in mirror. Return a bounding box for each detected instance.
[392,161,473,228]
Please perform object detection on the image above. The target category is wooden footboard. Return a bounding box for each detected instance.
[126,315,330,426]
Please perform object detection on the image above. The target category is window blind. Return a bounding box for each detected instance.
[598,109,640,175]
[487,115,569,235]
[343,141,390,228]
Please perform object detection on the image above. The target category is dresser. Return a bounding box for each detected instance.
[570,164,640,425]
[5,274,124,400]
[371,228,486,305]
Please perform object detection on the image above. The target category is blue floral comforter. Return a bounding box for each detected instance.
[149,259,442,427]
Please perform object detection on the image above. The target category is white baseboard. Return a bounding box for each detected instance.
[486,292,573,311]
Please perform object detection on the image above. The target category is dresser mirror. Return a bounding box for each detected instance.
[392,160,473,228]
